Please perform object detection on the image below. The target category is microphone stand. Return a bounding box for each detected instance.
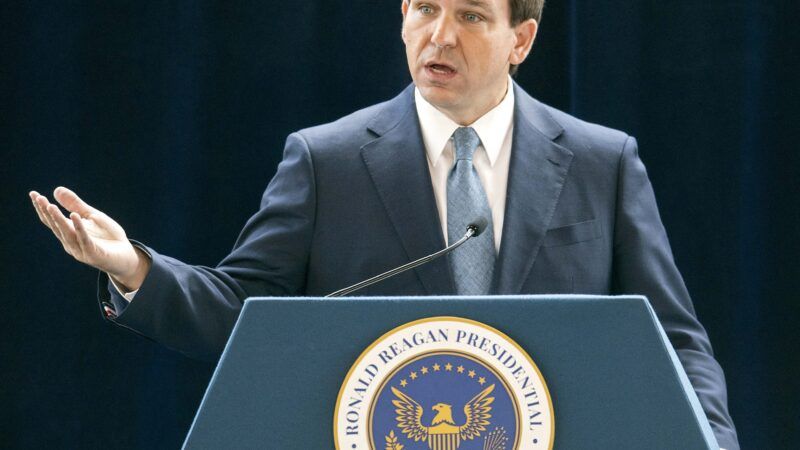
[326,224,480,297]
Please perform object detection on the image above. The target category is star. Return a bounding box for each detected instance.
[400,379,408,387]
[445,363,453,371]
[468,370,476,378]
[421,366,429,374]
[478,377,486,385]
[410,371,418,380]
[433,364,441,371]
[457,365,465,373]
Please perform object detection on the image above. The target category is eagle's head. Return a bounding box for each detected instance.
[431,403,456,425]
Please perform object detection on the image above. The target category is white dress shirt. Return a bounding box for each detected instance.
[115,78,515,301]
[415,76,514,252]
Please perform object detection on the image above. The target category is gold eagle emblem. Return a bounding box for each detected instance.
[391,384,495,450]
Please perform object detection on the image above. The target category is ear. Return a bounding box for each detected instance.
[509,19,538,66]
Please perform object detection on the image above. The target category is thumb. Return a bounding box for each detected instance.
[53,186,96,217]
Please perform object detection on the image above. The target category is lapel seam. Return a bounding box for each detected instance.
[497,110,575,294]
[359,102,454,295]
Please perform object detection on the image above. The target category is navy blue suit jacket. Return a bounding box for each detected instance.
[99,82,738,448]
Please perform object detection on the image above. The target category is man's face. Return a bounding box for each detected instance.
[401,0,536,124]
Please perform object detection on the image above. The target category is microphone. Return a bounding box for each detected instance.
[325,218,489,297]
[467,216,488,237]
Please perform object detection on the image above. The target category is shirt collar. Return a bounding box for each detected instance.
[414,76,515,168]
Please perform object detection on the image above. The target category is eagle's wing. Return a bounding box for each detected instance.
[459,383,495,441]
[391,386,428,442]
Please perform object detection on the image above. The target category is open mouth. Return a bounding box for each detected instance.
[426,63,456,74]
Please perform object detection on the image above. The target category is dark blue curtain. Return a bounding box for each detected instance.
[2,1,797,448]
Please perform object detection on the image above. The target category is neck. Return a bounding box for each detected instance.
[439,80,509,126]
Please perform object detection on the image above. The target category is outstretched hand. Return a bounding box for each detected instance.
[29,187,151,291]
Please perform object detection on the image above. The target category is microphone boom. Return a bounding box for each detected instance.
[325,220,485,297]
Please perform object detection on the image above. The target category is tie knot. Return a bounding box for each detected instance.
[453,127,481,161]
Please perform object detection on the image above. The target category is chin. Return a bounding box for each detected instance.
[417,84,460,109]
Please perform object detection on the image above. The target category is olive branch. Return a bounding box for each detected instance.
[384,429,405,450]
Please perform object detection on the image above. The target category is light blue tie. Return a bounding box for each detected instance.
[447,127,496,295]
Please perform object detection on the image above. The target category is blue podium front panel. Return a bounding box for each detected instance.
[183,295,717,449]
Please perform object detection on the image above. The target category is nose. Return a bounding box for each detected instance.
[430,15,457,49]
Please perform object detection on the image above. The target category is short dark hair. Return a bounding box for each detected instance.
[509,0,544,25]
[508,0,545,75]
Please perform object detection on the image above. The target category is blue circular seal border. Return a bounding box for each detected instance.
[333,316,555,450]
[368,350,522,449]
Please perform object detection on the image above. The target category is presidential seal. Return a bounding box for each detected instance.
[334,317,554,450]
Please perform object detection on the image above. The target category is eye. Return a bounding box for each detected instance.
[419,5,434,15]
[464,13,482,23]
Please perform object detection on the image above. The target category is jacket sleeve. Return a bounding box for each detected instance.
[96,132,317,361]
[611,136,739,450]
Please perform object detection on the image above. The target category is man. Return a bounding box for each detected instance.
[29,0,739,448]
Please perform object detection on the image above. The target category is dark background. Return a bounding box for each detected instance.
[2,1,798,448]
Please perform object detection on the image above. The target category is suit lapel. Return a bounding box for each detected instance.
[360,86,455,295]
[494,84,575,294]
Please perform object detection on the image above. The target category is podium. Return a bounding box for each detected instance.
[183,295,718,449]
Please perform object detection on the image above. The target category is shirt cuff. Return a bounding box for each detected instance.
[109,277,138,302]
[106,241,152,302]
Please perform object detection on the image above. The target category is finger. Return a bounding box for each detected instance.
[30,192,52,228]
[51,206,81,252]
[46,204,67,240]
[36,195,60,233]
[36,196,73,251]
[47,204,75,253]
[71,212,94,258]
[53,186,96,217]
[48,203,77,236]
[30,192,48,223]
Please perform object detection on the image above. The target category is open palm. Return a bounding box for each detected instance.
[30,187,149,290]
